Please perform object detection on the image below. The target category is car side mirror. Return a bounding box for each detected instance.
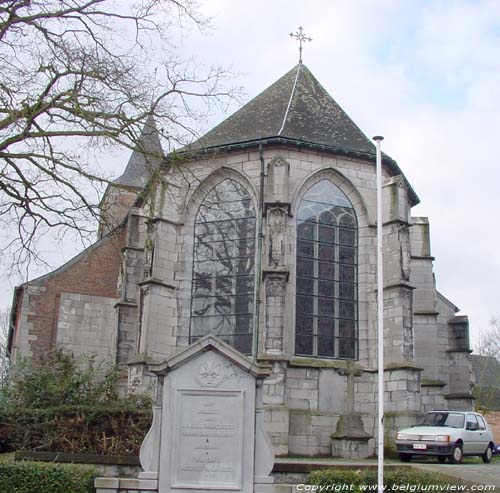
[467,422,479,431]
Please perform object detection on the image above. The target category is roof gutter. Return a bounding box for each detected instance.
[252,144,266,359]
[7,285,22,356]
[170,136,420,206]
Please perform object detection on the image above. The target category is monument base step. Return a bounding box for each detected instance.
[95,479,300,493]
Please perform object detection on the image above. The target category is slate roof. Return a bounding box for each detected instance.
[190,63,375,155]
[113,114,163,188]
[185,63,419,205]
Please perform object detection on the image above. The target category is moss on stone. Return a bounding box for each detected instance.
[290,357,364,371]
[385,361,423,371]
[421,379,446,387]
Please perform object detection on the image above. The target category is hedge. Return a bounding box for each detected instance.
[0,461,97,493]
[309,467,462,491]
[0,404,152,456]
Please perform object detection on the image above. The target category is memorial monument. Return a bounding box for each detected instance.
[330,361,372,459]
[95,335,275,493]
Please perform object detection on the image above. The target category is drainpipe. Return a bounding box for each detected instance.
[252,144,266,360]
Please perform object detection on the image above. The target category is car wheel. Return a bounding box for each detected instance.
[482,445,493,464]
[399,453,412,462]
[438,456,447,463]
[450,443,463,464]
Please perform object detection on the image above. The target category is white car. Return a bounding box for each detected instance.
[395,411,495,464]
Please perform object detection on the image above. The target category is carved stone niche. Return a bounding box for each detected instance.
[266,206,288,267]
[140,336,274,493]
[263,269,289,355]
[267,156,290,204]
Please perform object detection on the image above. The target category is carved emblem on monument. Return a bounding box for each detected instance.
[198,360,224,387]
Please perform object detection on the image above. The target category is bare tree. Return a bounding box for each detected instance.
[476,317,500,360]
[0,308,9,384]
[473,317,500,410]
[0,0,237,270]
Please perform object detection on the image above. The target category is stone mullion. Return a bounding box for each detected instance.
[231,268,237,349]
[334,222,340,359]
[313,221,319,357]
[354,231,359,359]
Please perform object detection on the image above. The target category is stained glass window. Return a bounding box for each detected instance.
[295,180,357,359]
[190,179,256,354]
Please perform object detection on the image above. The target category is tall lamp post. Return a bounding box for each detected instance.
[373,135,384,492]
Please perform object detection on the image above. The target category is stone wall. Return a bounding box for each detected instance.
[125,144,463,457]
[56,292,118,362]
[138,147,384,372]
[421,383,447,412]
[95,477,158,493]
[10,139,474,461]
[261,362,423,457]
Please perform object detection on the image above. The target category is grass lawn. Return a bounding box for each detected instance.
[0,452,15,463]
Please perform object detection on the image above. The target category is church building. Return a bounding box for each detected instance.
[8,62,474,457]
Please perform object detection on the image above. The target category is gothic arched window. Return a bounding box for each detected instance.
[295,180,357,359]
[190,179,256,355]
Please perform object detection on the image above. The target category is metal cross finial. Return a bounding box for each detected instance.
[289,26,312,64]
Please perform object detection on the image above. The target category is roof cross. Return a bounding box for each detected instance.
[289,26,312,64]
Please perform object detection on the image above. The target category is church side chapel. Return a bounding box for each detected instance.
[8,58,474,460]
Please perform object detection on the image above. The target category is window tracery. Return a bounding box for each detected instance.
[190,179,256,354]
[295,179,358,359]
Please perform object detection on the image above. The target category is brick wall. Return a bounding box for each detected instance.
[13,228,126,363]
[99,187,139,238]
[485,411,500,442]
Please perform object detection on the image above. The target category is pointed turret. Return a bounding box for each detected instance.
[114,114,163,188]
[98,115,164,237]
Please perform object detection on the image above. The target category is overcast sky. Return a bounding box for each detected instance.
[2,0,499,345]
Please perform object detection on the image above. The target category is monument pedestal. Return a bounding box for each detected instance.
[331,414,372,459]
[330,363,373,460]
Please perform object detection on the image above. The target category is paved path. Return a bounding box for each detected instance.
[411,461,500,490]
[274,457,500,490]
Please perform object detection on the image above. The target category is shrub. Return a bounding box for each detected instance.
[0,461,97,493]
[309,467,462,491]
[0,348,152,455]
[0,348,121,412]
[0,404,152,455]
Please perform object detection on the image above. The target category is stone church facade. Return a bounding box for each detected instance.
[8,63,474,457]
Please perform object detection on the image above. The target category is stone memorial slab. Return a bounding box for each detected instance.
[172,389,243,488]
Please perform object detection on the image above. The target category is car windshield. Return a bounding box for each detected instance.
[418,412,465,428]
